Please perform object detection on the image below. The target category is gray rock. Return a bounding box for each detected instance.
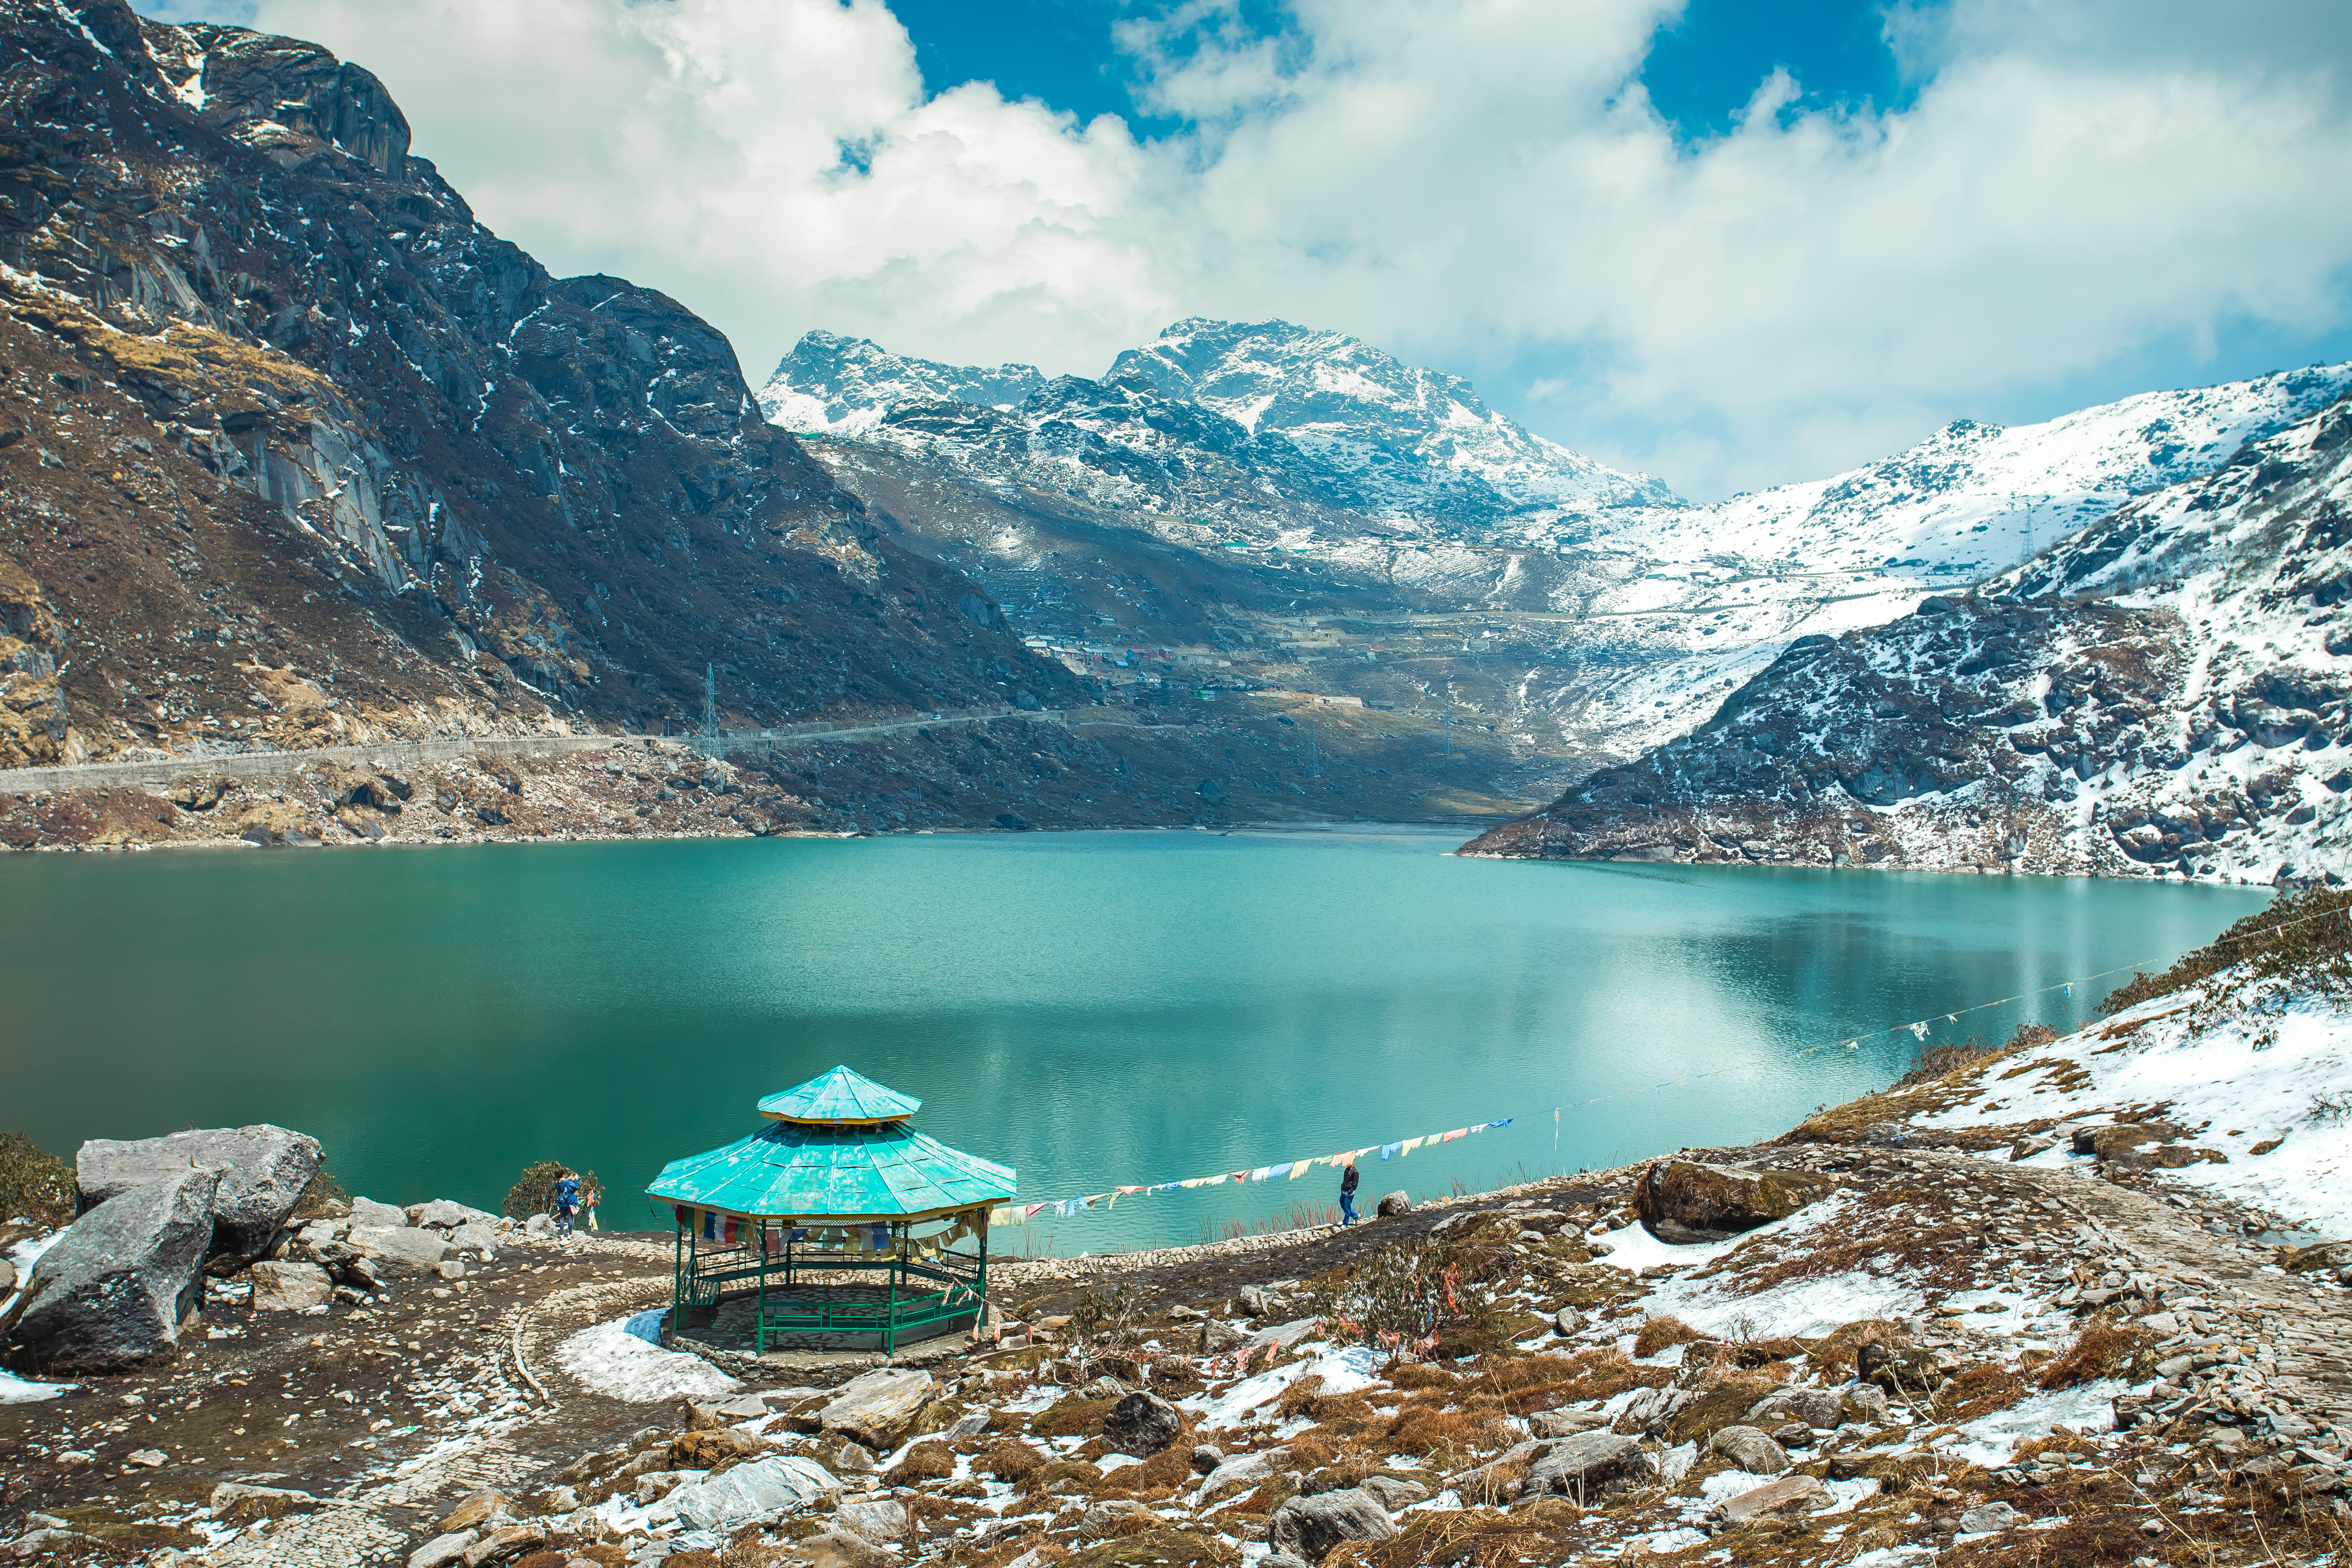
[1102,1390,1184,1457]
[1377,1191,1412,1218]
[1263,1556,1311,1568]
[1269,1488,1397,1562]
[1200,1319,1245,1353]
[1552,1306,1584,1336]
[350,1197,410,1230]
[0,1258,15,1295]
[1841,1382,1891,1424]
[1770,1420,1813,1450]
[1239,1285,1278,1316]
[1526,1431,1654,1496]
[1958,1501,2022,1534]
[1190,1444,1224,1475]
[76,1124,321,1260]
[447,1223,500,1256]
[1529,1408,1612,1439]
[836,1499,908,1542]
[248,1260,334,1312]
[1360,1475,1429,1511]
[348,1225,456,1276]
[415,1200,496,1230]
[667,1454,838,1531]
[406,1531,476,1568]
[1201,1451,1274,1495]
[4,1167,218,1371]
[1714,1475,1833,1524]
[523,1214,554,1236]
[1750,1387,1844,1430]
[1710,1424,1792,1475]
[943,1410,992,1441]
[818,1368,934,1448]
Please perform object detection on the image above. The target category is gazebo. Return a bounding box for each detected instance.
[646,1066,1015,1354]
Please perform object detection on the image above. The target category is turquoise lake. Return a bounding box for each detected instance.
[0,828,2267,1253]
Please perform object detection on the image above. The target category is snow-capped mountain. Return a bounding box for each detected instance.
[758,318,1674,536]
[1467,387,2352,883]
[761,330,1049,437]
[1525,363,2352,756]
[1584,365,2352,579]
[1104,318,1676,514]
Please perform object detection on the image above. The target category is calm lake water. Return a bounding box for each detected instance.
[0,828,2267,1253]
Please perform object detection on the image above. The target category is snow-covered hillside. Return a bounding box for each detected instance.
[1470,387,2352,883]
[760,329,1048,436]
[1584,365,2352,581]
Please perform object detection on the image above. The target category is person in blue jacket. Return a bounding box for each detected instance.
[554,1170,581,1238]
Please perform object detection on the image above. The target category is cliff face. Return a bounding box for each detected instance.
[0,1,1082,768]
[1467,393,2352,883]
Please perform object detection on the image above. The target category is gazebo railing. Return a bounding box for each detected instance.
[671,1217,990,1353]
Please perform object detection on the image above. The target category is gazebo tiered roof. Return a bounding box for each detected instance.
[647,1065,1015,1223]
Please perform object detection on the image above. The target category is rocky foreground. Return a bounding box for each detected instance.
[11,900,2352,1568]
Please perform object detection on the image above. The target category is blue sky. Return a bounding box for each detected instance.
[193,0,2352,495]
[880,0,2348,480]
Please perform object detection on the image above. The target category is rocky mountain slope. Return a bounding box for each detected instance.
[1466,388,2352,882]
[0,0,1093,777]
[762,321,2352,775]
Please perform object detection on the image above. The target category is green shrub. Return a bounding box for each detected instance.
[0,1131,76,1226]
[293,1169,349,1218]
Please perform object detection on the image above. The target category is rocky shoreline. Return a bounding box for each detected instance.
[8,899,2352,1568]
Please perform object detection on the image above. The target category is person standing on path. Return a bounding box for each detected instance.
[1338,1160,1359,1226]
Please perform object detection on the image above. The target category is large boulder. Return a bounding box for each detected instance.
[1634,1160,1835,1243]
[667,1454,838,1532]
[1268,1489,1396,1562]
[818,1368,934,1448]
[249,1260,334,1312]
[76,1125,322,1259]
[4,1167,218,1371]
[415,1199,496,1230]
[1376,1191,1412,1218]
[349,1197,409,1229]
[1526,1431,1653,1497]
[1102,1390,1184,1457]
[1748,1387,1845,1430]
[349,1225,456,1276]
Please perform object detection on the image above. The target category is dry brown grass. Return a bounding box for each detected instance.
[1031,1397,1119,1438]
[981,1439,1047,1483]
[1381,1399,1516,1461]
[884,1441,956,1486]
[1632,1316,1706,1358]
[1935,1364,2029,1423]
[2037,1317,2155,1390]
[1385,1362,1457,1392]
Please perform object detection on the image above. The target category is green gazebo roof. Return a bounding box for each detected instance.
[648,1066,1014,1222]
[759,1065,921,1124]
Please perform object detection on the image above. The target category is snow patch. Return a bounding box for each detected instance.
[554,1315,745,1402]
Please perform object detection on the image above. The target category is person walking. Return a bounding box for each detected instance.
[1338,1160,1360,1227]
[553,1169,580,1239]
[582,1177,601,1232]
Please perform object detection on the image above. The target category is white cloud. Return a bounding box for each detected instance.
[236,0,2352,499]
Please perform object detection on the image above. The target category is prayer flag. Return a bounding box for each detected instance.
[1381,1141,1403,1161]
[1486,1118,1513,1129]
[1441,1128,1466,1143]
[1400,1137,1424,1156]
[1290,1160,1313,1179]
